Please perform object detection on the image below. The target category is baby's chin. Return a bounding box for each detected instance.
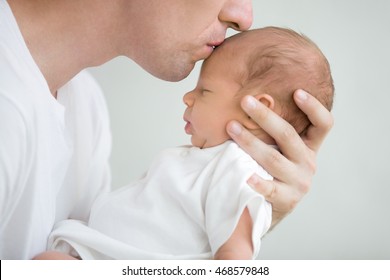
[191,137,230,149]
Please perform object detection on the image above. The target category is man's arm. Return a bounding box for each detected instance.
[214,208,253,260]
[227,90,334,228]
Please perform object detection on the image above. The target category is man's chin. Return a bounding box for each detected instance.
[149,63,195,82]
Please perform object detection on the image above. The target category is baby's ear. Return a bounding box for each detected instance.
[242,94,275,130]
[255,93,275,110]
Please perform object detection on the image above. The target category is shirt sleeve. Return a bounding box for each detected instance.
[59,71,112,222]
[0,95,29,240]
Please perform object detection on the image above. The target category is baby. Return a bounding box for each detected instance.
[44,26,334,260]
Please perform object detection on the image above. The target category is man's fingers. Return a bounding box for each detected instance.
[248,174,299,211]
[247,174,301,228]
[294,89,334,153]
[247,174,277,201]
[226,120,298,182]
[239,95,307,165]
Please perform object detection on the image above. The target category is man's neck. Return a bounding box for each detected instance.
[8,0,120,96]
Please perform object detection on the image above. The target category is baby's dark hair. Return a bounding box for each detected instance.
[238,27,334,135]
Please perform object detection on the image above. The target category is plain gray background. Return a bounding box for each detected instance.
[89,0,390,259]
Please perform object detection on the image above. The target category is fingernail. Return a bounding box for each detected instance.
[228,121,242,136]
[248,175,259,186]
[296,89,308,101]
[243,95,257,109]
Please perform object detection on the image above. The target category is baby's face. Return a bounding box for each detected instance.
[182,50,246,148]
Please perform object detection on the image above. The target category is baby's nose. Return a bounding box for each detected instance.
[183,91,194,106]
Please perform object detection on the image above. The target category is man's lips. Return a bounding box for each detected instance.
[198,40,223,60]
[207,40,224,49]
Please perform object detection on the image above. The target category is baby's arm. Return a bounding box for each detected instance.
[33,251,79,260]
[214,207,253,260]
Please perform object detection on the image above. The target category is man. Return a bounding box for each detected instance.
[0,0,333,259]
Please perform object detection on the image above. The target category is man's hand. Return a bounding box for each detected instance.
[226,90,334,229]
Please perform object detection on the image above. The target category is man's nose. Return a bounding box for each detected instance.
[219,0,253,31]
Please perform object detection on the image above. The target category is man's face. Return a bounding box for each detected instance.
[121,0,253,82]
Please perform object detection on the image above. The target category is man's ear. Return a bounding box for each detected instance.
[242,94,275,130]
